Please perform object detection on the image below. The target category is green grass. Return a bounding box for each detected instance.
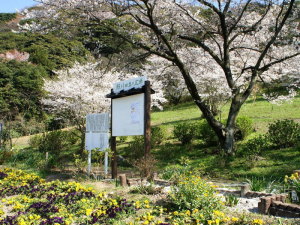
[153,96,300,133]
[149,96,300,180]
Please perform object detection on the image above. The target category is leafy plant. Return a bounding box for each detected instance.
[196,120,219,146]
[173,122,195,145]
[74,153,87,173]
[224,194,239,207]
[169,174,222,215]
[132,154,157,178]
[235,116,254,140]
[239,135,269,159]
[267,119,300,148]
[118,136,128,143]
[0,13,16,23]
[245,176,277,192]
[161,165,188,180]
[151,126,168,146]
[123,137,144,160]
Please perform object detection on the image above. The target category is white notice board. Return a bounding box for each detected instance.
[86,113,110,132]
[112,93,144,136]
[85,133,109,151]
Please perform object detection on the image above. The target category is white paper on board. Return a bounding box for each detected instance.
[112,93,145,136]
[130,102,141,124]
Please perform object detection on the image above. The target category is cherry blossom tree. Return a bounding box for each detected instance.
[43,61,166,153]
[42,62,118,153]
[26,0,299,155]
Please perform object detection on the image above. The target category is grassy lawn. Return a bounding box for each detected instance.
[153,96,300,133]
[139,96,300,180]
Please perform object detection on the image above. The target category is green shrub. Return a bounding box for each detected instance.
[123,136,144,160]
[29,130,78,154]
[235,116,254,140]
[197,120,219,146]
[267,119,300,148]
[7,148,45,169]
[161,165,188,180]
[239,135,269,158]
[132,154,157,178]
[169,174,222,214]
[0,149,13,164]
[151,126,168,146]
[173,122,195,145]
[0,13,16,23]
[118,136,128,143]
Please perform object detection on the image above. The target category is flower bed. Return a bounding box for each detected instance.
[0,168,268,225]
[0,168,135,224]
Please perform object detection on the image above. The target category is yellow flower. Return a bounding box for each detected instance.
[252,219,264,225]
[86,208,93,216]
[173,211,179,216]
[231,217,239,222]
[192,209,199,214]
[185,210,191,216]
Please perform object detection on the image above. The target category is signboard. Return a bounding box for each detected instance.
[113,76,146,94]
[86,113,109,132]
[85,113,110,151]
[112,93,144,136]
[85,133,109,151]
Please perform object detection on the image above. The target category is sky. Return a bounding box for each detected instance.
[0,0,38,13]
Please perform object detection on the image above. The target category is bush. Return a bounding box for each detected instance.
[239,135,269,159]
[30,130,78,154]
[118,136,128,143]
[196,116,254,146]
[267,119,300,148]
[124,126,168,157]
[196,120,219,146]
[161,165,189,180]
[132,154,157,178]
[151,126,168,146]
[123,136,144,160]
[235,116,254,140]
[169,174,222,215]
[173,122,195,145]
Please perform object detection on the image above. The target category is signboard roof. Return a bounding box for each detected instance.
[113,76,146,94]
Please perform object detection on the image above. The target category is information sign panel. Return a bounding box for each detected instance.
[85,133,109,151]
[86,113,110,132]
[112,93,144,136]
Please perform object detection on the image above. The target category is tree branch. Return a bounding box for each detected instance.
[259,53,300,72]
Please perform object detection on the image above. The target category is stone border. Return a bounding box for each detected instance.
[258,194,300,218]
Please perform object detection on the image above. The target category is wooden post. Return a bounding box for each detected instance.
[110,90,118,179]
[119,174,127,187]
[144,81,151,158]
[240,183,250,197]
[111,136,117,179]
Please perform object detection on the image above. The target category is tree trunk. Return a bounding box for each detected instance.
[220,126,235,156]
